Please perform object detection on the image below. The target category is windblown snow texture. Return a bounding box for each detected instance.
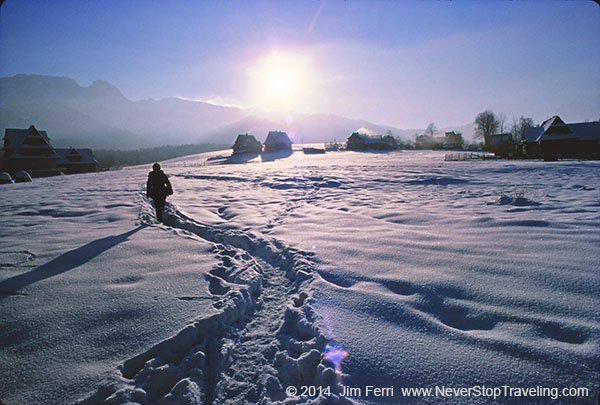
[1,150,598,404]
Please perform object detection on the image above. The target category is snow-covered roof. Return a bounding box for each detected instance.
[232,134,263,154]
[522,116,598,143]
[4,126,51,148]
[2,126,60,160]
[568,121,600,141]
[523,127,544,143]
[55,148,97,165]
[233,134,261,148]
[264,131,292,146]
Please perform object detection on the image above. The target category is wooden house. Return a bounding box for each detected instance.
[55,147,97,174]
[522,116,600,160]
[1,126,61,177]
[1,126,97,176]
[415,134,435,150]
[415,133,457,150]
[485,133,516,157]
[231,133,262,155]
[567,121,600,158]
[264,131,292,152]
[346,132,397,151]
[443,131,464,150]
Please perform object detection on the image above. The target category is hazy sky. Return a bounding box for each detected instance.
[1,0,599,128]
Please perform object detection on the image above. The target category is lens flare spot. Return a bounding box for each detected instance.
[323,344,349,371]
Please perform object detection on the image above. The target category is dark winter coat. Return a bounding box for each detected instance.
[146,170,173,200]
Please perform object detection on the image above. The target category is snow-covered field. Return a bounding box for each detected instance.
[1,150,599,404]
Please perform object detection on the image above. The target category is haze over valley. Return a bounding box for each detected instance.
[1,74,476,149]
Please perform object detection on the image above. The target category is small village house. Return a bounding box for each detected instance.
[521,116,600,160]
[1,126,61,177]
[55,147,98,174]
[346,132,397,151]
[484,133,516,158]
[415,132,463,150]
[1,126,97,177]
[414,134,438,149]
[263,131,292,152]
[231,133,262,155]
[443,131,464,150]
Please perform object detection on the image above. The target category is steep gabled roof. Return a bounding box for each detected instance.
[3,126,59,159]
[4,126,52,149]
[264,131,292,145]
[522,117,600,143]
[523,116,579,143]
[232,133,261,148]
[541,116,569,133]
[538,115,577,141]
[232,133,262,154]
[55,148,97,165]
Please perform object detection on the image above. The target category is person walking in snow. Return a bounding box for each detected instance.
[146,163,173,223]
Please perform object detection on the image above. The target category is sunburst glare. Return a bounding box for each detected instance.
[247,50,317,113]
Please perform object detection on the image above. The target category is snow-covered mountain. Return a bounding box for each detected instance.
[1,150,598,403]
[0,74,245,149]
[0,74,474,149]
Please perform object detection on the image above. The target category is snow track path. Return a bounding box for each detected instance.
[80,196,349,404]
[213,257,290,404]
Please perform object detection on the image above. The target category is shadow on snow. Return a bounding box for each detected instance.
[0,225,146,298]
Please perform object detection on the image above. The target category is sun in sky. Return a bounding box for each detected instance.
[267,70,295,98]
[247,50,318,113]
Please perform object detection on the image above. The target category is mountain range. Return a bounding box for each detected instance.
[0,74,474,149]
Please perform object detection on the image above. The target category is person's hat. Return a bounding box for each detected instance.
[152,163,161,171]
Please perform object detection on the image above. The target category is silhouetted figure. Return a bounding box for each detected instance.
[146,163,173,222]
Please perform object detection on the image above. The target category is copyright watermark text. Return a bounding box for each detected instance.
[284,384,591,400]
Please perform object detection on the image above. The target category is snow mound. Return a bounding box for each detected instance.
[494,194,541,207]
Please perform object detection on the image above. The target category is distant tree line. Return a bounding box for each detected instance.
[95,143,229,170]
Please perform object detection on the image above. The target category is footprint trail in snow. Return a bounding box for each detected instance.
[80,196,350,404]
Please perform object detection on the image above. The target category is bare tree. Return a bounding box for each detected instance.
[474,110,499,144]
[498,113,507,133]
[510,116,534,141]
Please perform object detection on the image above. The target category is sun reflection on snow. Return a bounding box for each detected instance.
[323,343,349,371]
[319,300,349,392]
